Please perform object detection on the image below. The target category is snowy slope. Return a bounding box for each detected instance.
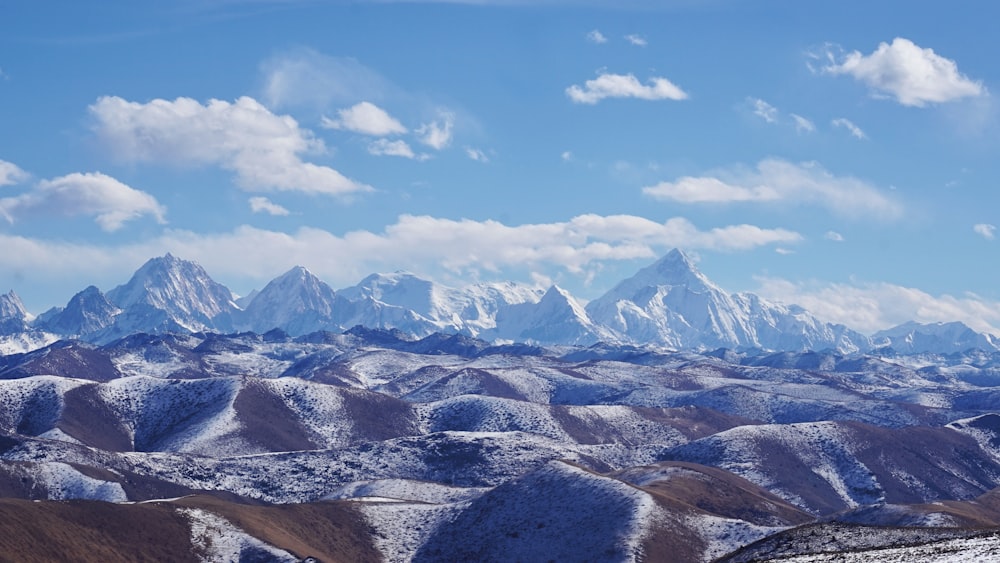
[105,254,239,334]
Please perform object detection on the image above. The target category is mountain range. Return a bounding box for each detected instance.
[2,250,996,356]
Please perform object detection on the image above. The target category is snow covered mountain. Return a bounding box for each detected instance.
[36,286,121,338]
[0,290,31,335]
[491,285,616,345]
[586,249,871,352]
[237,266,338,335]
[104,253,240,336]
[872,321,1000,354]
[3,249,998,355]
[332,271,543,338]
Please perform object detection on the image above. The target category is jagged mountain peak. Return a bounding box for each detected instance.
[239,265,338,334]
[0,290,28,319]
[38,285,120,337]
[105,254,237,333]
[636,248,714,290]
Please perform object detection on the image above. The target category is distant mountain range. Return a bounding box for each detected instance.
[1,249,997,355]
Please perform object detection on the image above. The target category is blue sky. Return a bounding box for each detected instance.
[2,0,999,334]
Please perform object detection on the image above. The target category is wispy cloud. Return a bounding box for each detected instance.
[259,48,393,110]
[466,147,490,162]
[0,172,166,232]
[642,158,902,220]
[791,113,815,133]
[368,138,421,159]
[624,34,647,46]
[90,95,372,197]
[321,101,407,136]
[748,97,778,123]
[974,223,996,240]
[832,117,867,139]
[820,38,985,107]
[825,230,845,242]
[586,30,608,44]
[567,72,687,104]
[249,196,290,216]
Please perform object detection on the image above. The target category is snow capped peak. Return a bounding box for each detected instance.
[239,265,338,334]
[0,290,28,320]
[637,248,714,291]
[38,285,120,337]
[106,254,237,332]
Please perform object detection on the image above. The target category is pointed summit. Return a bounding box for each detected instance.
[239,265,338,335]
[39,286,120,337]
[493,285,614,345]
[0,290,28,320]
[0,290,30,335]
[106,254,237,332]
[631,248,714,292]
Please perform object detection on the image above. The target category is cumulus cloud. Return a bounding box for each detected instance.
[0,172,166,232]
[825,231,845,242]
[791,113,816,133]
[567,72,688,104]
[416,112,455,150]
[0,160,29,186]
[259,49,392,110]
[321,101,407,136]
[749,97,778,123]
[974,223,996,240]
[586,30,608,44]
[756,276,1000,335]
[368,138,419,159]
[90,95,371,197]
[249,196,290,216]
[822,38,985,107]
[832,117,867,139]
[625,34,647,46]
[642,158,902,219]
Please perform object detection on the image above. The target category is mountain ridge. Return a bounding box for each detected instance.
[2,250,997,356]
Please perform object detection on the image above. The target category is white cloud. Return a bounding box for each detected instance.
[0,160,29,186]
[321,101,407,136]
[0,172,166,232]
[756,276,1000,335]
[775,248,794,255]
[825,230,845,242]
[832,117,867,139]
[249,196,290,216]
[974,223,996,240]
[642,158,902,219]
[416,111,455,150]
[561,151,573,162]
[259,49,392,110]
[791,113,815,133]
[625,34,647,46]
[586,30,608,44]
[567,72,688,104]
[749,97,778,123]
[822,38,985,107]
[90,96,371,197]
[746,100,814,133]
[0,214,800,300]
[466,147,489,162]
[368,138,419,159]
